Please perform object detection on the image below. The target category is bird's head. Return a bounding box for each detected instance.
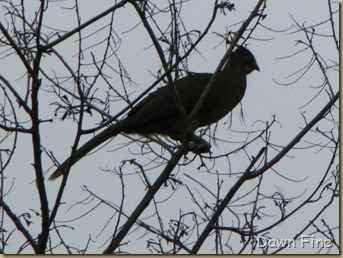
[225,46,260,74]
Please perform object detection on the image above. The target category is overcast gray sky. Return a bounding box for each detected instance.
[0,0,339,254]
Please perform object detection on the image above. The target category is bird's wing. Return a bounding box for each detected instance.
[126,86,177,125]
[126,73,212,125]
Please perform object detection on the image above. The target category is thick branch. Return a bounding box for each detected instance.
[189,0,266,120]
[30,1,50,253]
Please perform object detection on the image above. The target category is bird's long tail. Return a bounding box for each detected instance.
[48,120,125,181]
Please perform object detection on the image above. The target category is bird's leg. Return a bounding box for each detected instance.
[187,134,212,154]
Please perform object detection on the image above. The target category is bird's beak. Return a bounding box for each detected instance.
[253,60,260,72]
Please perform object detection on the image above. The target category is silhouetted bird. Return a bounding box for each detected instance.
[49,46,259,180]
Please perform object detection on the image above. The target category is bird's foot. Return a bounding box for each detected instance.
[188,140,211,154]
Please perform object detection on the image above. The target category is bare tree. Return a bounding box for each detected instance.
[0,0,339,254]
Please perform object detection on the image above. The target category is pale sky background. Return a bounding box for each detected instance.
[0,0,339,254]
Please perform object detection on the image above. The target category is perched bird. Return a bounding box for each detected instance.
[49,46,259,180]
